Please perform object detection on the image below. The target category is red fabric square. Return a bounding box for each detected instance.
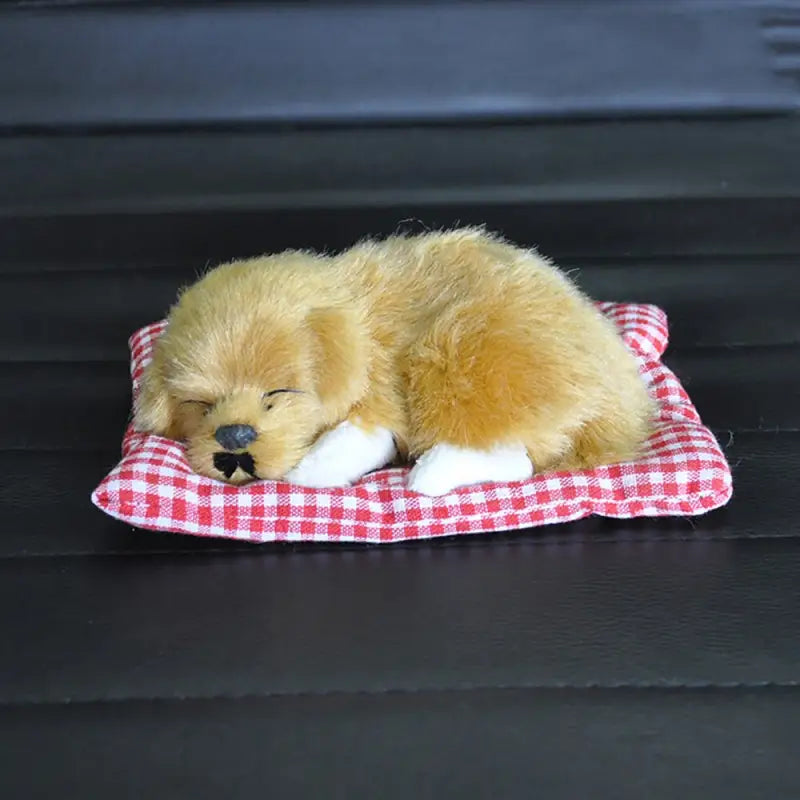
[92,303,732,543]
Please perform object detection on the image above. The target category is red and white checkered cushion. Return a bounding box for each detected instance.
[92,303,732,543]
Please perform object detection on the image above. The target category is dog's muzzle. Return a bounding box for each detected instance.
[213,425,259,480]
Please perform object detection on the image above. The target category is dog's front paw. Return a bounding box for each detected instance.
[407,443,534,496]
[284,421,396,489]
[283,457,353,489]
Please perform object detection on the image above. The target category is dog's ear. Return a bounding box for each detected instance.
[133,348,179,437]
[306,306,369,418]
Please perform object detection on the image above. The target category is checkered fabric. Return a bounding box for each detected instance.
[92,303,732,543]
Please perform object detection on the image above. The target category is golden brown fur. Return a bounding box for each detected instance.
[135,228,655,485]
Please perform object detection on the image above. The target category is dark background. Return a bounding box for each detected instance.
[1,2,799,797]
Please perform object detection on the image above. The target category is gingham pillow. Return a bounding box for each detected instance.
[92,303,732,543]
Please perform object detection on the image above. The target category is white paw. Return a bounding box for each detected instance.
[407,443,533,496]
[284,421,396,489]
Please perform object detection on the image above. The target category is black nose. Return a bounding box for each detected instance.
[214,424,257,451]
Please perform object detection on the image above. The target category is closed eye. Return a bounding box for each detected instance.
[262,388,304,410]
[181,400,214,414]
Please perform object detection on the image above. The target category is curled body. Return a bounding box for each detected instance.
[134,228,656,495]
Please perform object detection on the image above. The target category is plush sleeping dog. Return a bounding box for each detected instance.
[134,228,655,496]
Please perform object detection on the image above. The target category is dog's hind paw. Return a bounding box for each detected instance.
[284,421,396,489]
[407,442,533,497]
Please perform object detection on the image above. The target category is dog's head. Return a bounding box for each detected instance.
[134,256,368,484]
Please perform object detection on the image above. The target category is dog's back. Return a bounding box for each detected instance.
[333,228,656,472]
